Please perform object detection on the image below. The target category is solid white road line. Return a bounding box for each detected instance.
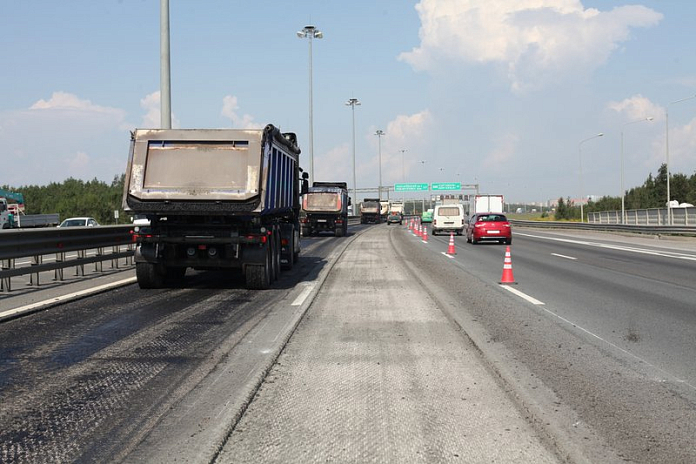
[291,282,315,306]
[500,285,545,305]
[551,253,577,260]
[440,252,455,259]
[516,232,696,261]
[0,277,137,320]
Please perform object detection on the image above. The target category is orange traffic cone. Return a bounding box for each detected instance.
[499,246,517,284]
[416,223,422,238]
[446,232,456,255]
[408,218,413,231]
[422,225,428,243]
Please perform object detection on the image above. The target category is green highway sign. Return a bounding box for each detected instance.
[431,182,461,191]
[394,183,429,192]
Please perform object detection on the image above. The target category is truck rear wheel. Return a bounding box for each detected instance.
[282,232,295,270]
[335,225,344,237]
[280,234,295,271]
[246,245,271,289]
[271,231,281,281]
[136,262,165,289]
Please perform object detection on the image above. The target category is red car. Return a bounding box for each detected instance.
[466,213,512,245]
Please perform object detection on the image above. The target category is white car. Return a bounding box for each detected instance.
[58,217,100,227]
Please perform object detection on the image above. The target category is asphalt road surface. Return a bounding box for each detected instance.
[1,223,695,463]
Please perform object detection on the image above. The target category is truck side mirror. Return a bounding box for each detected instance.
[348,197,352,206]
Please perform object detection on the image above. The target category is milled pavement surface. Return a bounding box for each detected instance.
[216,226,560,463]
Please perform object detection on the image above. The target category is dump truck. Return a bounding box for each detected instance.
[0,191,60,229]
[301,181,351,237]
[122,125,307,289]
[359,198,381,224]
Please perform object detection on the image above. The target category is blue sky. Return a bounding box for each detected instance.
[1,0,695,204]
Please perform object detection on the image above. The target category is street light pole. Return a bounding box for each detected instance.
[346,98,361,209]
[375,130,385,200]
[297,25,323,185]
[578,133,604,223]
[621,117,653,224]
[399,149,407,202]
[160,0,171,129]
[665,95,696,225]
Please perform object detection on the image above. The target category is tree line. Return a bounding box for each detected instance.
[4,163,695,224]
[555,164,696,220]
[2,175,129,225]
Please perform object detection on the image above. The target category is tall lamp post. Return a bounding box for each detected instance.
[160,0,171,129]
[578,133,603,223]
[375,130,385,200]
[297,25,323,185]
[346,98,361,208]
[665,95,696,225]
[399,149,407,202]
[621,117,653,224]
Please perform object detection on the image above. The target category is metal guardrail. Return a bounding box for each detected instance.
[509,219,696,236]
[0,225,135,292]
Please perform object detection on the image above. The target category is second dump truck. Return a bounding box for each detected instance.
[123,124,307,290]
[359,198,382,224]
[301,181,350,237]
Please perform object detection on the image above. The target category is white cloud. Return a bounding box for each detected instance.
[221,95,263,129]
[67,151,91,177]
[607,94,662,122]
[399,0,662,92]
[482,132,520,170]
[140,91,180,128]
[315,142,352,186]
[369,110,435,185]
[0,92,130,185]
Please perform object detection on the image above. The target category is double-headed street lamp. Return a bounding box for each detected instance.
[621,117,653,224]
[375,130,385,200]
[665,94,696,225]
[346,98,360,208]
[297,25,323,185]
[578,133,604,223]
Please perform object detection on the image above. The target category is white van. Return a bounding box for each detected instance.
[432,204,466,236]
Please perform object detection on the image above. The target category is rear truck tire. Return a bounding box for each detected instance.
[335,224,344,237]
[343,222,348,236]
[136,262,166,289]
[273,230,281,281]
[245,245,271,289]
[281,225,295,271]
[282,234,294,270]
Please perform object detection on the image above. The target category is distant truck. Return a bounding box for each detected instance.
[380,200,389,217]
[389,201,404,215]
[301,181,351,237]
[0,194,60,229]
[360,198,382,224]
[469,194,504,215]
[122,125,307,290]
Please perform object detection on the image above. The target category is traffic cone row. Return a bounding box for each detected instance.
[499,246,516,284]
[404,220,516,284]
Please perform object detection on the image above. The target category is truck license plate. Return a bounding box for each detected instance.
[317,219,327,222]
